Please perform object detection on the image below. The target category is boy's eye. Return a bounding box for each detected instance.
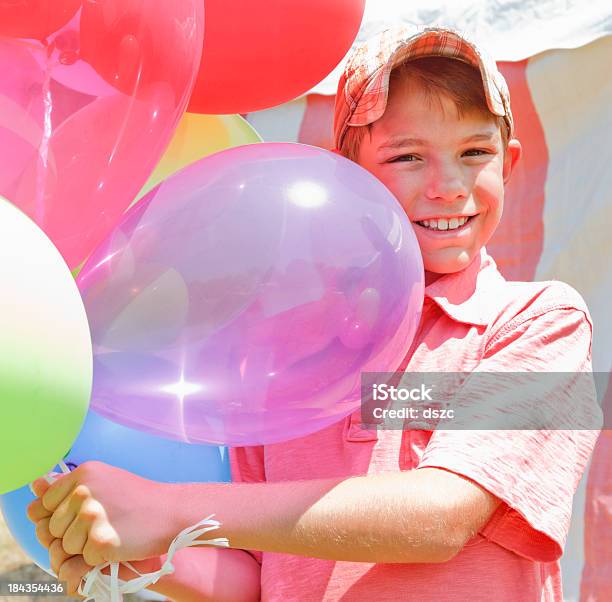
[462,149,490,157]
[389,154,418,163]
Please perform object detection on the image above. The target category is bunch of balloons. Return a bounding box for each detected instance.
[0,0,427,585]
[0,0,366,270]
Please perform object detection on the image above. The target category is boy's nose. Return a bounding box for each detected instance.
[424,161,468,202]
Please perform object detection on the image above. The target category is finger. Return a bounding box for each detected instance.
[35,518,55,549]
[27,498,52,522]
[81,539,107,568]
[62,498,104,556]
[30,477,52,498]
[82,520,119,567]
[48,539,72,577]
[49,485,91,539]
[57,555,91,598]
[41,471,76,512]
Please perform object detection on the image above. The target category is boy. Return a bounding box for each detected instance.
[28,27,600,601]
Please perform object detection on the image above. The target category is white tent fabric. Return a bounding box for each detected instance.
[310,0,612,95]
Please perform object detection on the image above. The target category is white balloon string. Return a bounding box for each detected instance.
[77,515,229,601]
[57,459,71,473]
[110,562,120,602]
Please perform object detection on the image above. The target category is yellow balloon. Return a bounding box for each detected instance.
[138,113,262,200]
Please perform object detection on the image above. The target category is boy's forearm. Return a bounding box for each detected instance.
[34,462,497,568]
[172,468,499,564]
[146,547,260,602]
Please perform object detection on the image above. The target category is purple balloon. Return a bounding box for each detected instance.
[78,143,424,446]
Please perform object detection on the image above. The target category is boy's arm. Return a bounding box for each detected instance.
[182,467,499,563]
[31,463,499,565]
[148,547,260,602]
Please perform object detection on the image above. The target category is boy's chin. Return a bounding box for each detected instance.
[423,248,478,276]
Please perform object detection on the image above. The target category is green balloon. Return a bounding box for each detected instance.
[0,197,92,494]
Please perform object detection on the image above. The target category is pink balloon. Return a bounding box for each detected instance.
[79,0,205,105]
[13,89,177,267]
[78,143,424,446]
[28,9,120,98]
[0,40,46,200]
[0,2,203,269]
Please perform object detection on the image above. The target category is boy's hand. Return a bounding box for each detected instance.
[48,537,163,598]
[27,461,177,566]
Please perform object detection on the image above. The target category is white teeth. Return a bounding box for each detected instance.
[418,216,472,231]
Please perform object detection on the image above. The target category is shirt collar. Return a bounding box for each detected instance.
[423,248,505,327]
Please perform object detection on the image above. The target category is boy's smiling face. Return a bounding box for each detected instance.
[356,80,521,279]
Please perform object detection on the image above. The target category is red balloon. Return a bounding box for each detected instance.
[0,0,80,40]
[188,0,365,114]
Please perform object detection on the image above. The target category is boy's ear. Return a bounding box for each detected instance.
[503,139,522,184]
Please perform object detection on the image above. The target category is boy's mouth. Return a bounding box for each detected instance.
[414,215,476,232]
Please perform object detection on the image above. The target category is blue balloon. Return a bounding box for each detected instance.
[0,410,230,572]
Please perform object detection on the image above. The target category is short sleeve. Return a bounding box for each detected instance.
[230,445,266,484]
[229,445,266,565]
[417,296,602,562]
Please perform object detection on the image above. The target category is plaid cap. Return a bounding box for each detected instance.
[333,26,514,150]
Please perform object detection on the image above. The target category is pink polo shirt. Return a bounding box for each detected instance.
[230,248,600,601]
